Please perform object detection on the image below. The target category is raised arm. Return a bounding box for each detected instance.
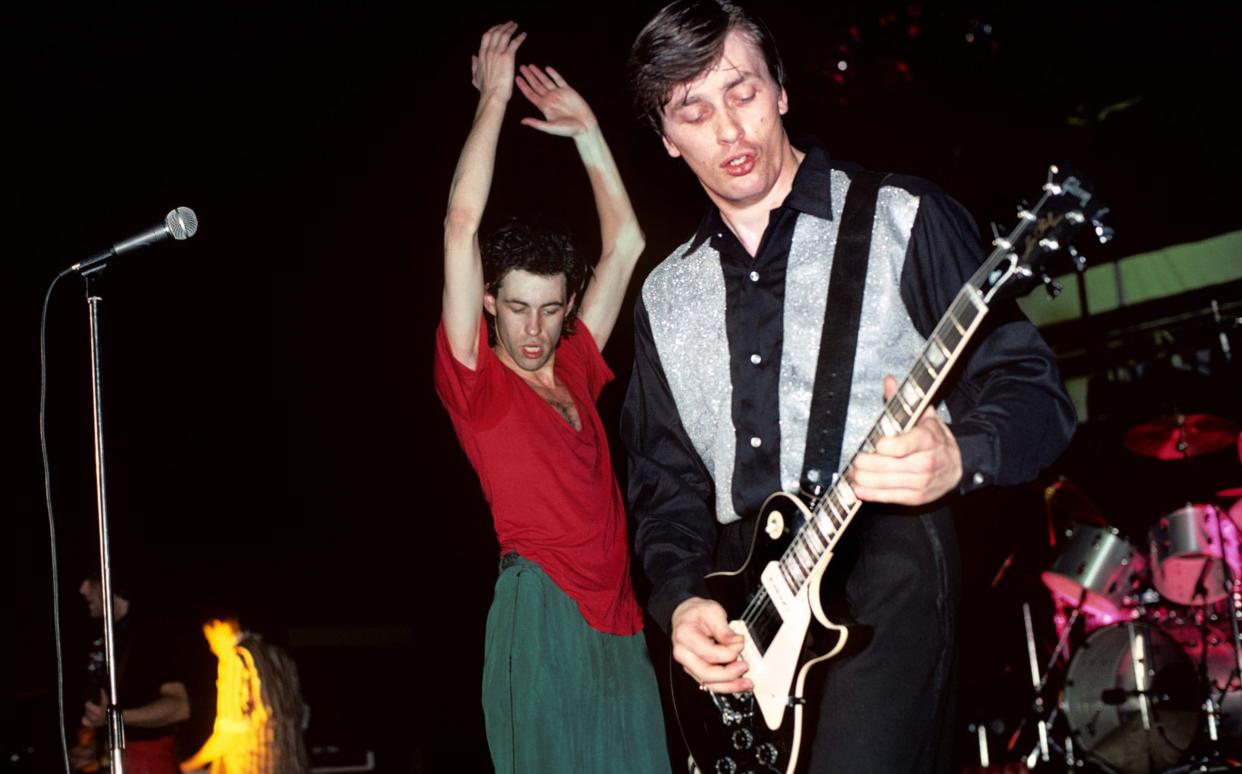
[516,64,644,350]
[442,22,526,369]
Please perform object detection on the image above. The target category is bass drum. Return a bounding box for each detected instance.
[1063,621,1201,773]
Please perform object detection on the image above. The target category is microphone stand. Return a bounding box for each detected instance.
[81,265,126,774]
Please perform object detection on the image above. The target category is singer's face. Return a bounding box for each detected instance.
[483,269,573,374]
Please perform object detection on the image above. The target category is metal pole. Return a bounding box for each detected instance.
[85,276,126,774]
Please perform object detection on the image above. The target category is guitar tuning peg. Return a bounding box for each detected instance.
[1091,207,1113,244]
[1042,275,1063,298]
[990,222,1013,250]
[1067,245,1088,273]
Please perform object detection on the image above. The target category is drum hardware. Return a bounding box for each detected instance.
[1219,489,1242,532]
[1024,602,1053,765]
[1148,503,1241,607]
[1042,522,1144,624]
[1206,693,1220,743]
[1044,475,1111,548]
[1024,501,1242,772]
[1008,595,1089,769]
[1210,502,1242,734]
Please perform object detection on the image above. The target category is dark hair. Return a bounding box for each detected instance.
[481,216,589,340]
[629,0,786,132]
[237,631,311,771]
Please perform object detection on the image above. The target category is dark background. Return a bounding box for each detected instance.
[5,1,1241,771]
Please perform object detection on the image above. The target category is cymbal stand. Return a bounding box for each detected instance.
[1024,602,1052,765]
[1010,592,1087,769]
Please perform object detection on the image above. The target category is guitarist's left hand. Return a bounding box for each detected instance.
[848,376,962,505]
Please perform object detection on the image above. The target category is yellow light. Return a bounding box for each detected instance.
[181,620,274,773]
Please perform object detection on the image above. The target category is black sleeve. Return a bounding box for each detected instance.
[621,298,718,633]
[899,187,1077,492]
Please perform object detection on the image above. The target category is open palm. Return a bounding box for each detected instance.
[516,64,596,137]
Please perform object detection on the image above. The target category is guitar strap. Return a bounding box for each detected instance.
[800,170,889,493]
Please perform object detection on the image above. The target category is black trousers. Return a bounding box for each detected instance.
[799,506,961,774]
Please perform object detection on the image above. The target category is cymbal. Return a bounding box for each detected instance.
[1123,413,1240,460]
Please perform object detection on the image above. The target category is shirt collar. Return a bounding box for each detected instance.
[681,142,835,258]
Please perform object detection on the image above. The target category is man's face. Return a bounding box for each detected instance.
[659,30,792,214]
[79,579,104,619]
[483,269,572,374]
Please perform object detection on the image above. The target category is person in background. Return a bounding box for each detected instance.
[72,575,191,774]
[434,21,670,774]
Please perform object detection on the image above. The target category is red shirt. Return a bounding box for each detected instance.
[434,318,643,635]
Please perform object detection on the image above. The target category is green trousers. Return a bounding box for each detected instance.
[482,554,672,774]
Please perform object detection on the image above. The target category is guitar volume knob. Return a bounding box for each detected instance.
[731,728,754,750]
[756,743,780,765]
[714,757,738,774]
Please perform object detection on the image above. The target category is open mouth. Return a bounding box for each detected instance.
[722,153,755,176]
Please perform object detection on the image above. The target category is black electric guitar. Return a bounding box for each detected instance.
[671,166,1110,774]
[74,636,108,772]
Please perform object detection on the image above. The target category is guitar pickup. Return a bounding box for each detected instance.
[761,562,798,616]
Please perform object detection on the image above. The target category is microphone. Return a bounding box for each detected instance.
[72,207,199,274]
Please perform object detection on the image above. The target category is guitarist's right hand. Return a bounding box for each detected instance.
[81,697,105,729]
[671,597,753,694]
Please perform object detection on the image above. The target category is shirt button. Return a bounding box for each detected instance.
[749,271,760,282]
[750,436,762,448]
[972,472,985,486]
[750,353,762,365]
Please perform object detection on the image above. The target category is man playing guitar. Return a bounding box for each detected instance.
[622,2,1076,770]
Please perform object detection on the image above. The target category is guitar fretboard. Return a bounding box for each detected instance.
[769,283,989,600]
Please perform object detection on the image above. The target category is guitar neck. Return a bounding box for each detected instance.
[809,285,988,555]
[770,172,1097,598]
[777,226,1034,592]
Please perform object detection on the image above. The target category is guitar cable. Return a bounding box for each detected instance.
[40,267,77,774]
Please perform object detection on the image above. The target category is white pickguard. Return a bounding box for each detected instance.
[730,492,850,731]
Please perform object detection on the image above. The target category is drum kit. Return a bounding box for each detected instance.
[1020,413,1242,773]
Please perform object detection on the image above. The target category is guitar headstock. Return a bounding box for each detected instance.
[978,165,1112,304]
